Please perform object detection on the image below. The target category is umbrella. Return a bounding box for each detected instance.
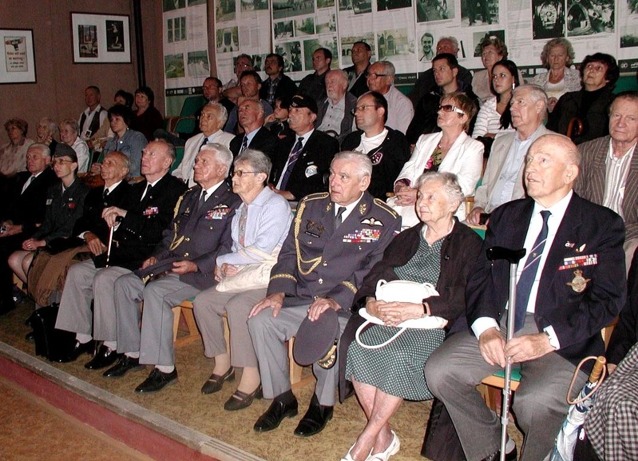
[549,355,607,461]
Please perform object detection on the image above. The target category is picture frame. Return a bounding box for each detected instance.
[71,12,131,64]
[0,28,36,84]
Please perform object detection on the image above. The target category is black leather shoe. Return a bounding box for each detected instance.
[482,447,518,461]
[201,367,235,394]
[135,368,178,393]
[56,340,96,363]
[253,396,299,432]
[224,384,263,411]
[293,394,333,437]
[103,355,144,378]
[85,345,120,370]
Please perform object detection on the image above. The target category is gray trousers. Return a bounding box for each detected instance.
[55,260,130,341]
[248,305,348,407]
[114,272,200,366]
[193,287,266,368]
[424,315,587,461]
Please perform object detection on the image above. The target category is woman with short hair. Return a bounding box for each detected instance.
[100,105,147,177]
[130,86,164,141]
[531,38,581,112]
[0,118,34,177]
[59,119,90,173]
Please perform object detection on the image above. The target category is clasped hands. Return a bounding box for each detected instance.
[366,298,424,326]
[478,327,554,367]
[249,292,341,319]
[214,263,240,281]
[393,185,417,206]
[141,256,197,275]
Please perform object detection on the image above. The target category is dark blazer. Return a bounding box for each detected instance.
[606,248,638,365]
[259,74,298,106]
[315,93,357,141]
[337,220,482,401]
[547,87,614,145]
[341,128,410,199]
[4,168,58,236]
[408,65,473,107]
[270,129,339,200]
[229,126,278,160]
[152,182,241,290]
[33,178,90,243]
[345,64,370,98]
[72,180,132,244]
[99,173,187,270]
[575,135,638,242]
[467,193,626,367]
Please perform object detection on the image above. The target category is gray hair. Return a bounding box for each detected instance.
[332,151,373,179]
[205,101,229,125]
[327,69,349,85]
[28,143,51,158]
[514,84,548,112]
[437,36,459,52]
[150,138,176,162]
[376,61,396,78]
[60,118,79,134]
[235,148,272,179]
[416,171,464,210]
[39,117,59,137]
[200,142,233,176]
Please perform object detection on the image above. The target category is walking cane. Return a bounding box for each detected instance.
[105,216,123,268]
[486,246,526,461]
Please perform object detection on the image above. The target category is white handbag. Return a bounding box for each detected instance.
[215,245,280,293]
[356,279,448,349]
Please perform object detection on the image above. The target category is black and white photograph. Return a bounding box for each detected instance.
[317,0,335,8]
[461,0,497,26]
[315,13,337,34]
[302,37,337,70]
[275,20,295,39]
[620,25,638,48]
[167,17,186,43]
[71,13,131,63]
[273,0,315,20]
[215,0,236,22]
[78,25,98,58]
[163,0,186,11]
[106,21,125,52]
[187,51,210,77]
[274,41,303,72]
[241,0,269,12]
[377,28,413,59]
[417,0,454,22]
[566,0,615,36]
[472,30,505,56]
[533,0,564,39]
[295,17,315,36]
[216,27,239,53]
[377,0,411,12]
[419,31,435,61]
[164,53,185,78]
[339,0,372,14]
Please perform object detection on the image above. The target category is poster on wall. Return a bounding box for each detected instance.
[71,13,131,64]
[0,29,36,84]
[163,0,211,97]
[214,0,272,86]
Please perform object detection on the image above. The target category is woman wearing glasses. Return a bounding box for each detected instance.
[472,59,520,141]
[389,92,483,227]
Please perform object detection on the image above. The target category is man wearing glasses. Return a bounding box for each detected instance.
[365,61,413,135]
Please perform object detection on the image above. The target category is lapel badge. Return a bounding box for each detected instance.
[567,269,590,293]
[361,217,383,226]
[326,202,333,213]
[565,241,575,248]
[305,219,324,238]
[359,202,367,215]
[576,244,586,253]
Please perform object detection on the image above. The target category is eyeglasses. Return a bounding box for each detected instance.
[351,104,377,115]
[366,72,389,79]
[232,170,258,177]
[438,105,465,115]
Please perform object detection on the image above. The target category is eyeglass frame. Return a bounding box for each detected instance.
[350,104,378,115]
[438,104,466,116]
[232,170,259,177]
[366,72,389,79]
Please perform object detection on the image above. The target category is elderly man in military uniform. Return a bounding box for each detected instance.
[108,143,241,393]
[248,151,401,437]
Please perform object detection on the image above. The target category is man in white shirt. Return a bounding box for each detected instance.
[78,86,108,142]
[425,134,626,461]
[365,61,413,134]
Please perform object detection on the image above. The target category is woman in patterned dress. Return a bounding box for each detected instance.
[340,171,482,461]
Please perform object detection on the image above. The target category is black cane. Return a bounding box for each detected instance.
[486,246,526,461]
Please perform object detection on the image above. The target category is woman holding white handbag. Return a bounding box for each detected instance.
[193,149,292,411]
[339,172,482,461]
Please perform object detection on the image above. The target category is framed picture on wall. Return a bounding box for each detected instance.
[0,28,36,84]
[71,12,131,63]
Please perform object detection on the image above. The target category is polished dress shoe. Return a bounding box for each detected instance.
[293,394,334,437]
[85,345,120,370]
[224,384,263,411]
[56,340,96,363]
[201,367,235,394]
[135,368,178,393]
[103,355,144,378]
[253,396,299,432]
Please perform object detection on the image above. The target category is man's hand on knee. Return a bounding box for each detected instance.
[249,292,285,318]
[478,328,506,367]
[505,333,553,363]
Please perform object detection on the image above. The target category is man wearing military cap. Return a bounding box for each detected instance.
[248,151,401,436]
[109,143,241,393]
[270,93,339,201]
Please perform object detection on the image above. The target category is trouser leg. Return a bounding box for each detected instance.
[55,259,98,335]
[93,266,131,341]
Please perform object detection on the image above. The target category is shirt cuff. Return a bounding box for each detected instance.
[472,317,500,339]
[543,326,560,350]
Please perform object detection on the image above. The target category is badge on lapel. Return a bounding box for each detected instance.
[566,269,591,293]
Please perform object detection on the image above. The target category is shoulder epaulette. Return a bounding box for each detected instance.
[372,198,399,218]
[302,192,330,203]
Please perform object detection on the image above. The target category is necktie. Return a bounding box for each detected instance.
[280,137,304,190]
[514,210,551,332]
[21,175,35,194]
[238,204,248,246]
[240,136,248,154]
[335,206,346,229]
[200,136,209,150]
[103,188,110,199]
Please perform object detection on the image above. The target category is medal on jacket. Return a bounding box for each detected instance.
[567,269,590,293]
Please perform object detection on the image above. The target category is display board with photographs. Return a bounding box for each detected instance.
[71,13,131,64]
